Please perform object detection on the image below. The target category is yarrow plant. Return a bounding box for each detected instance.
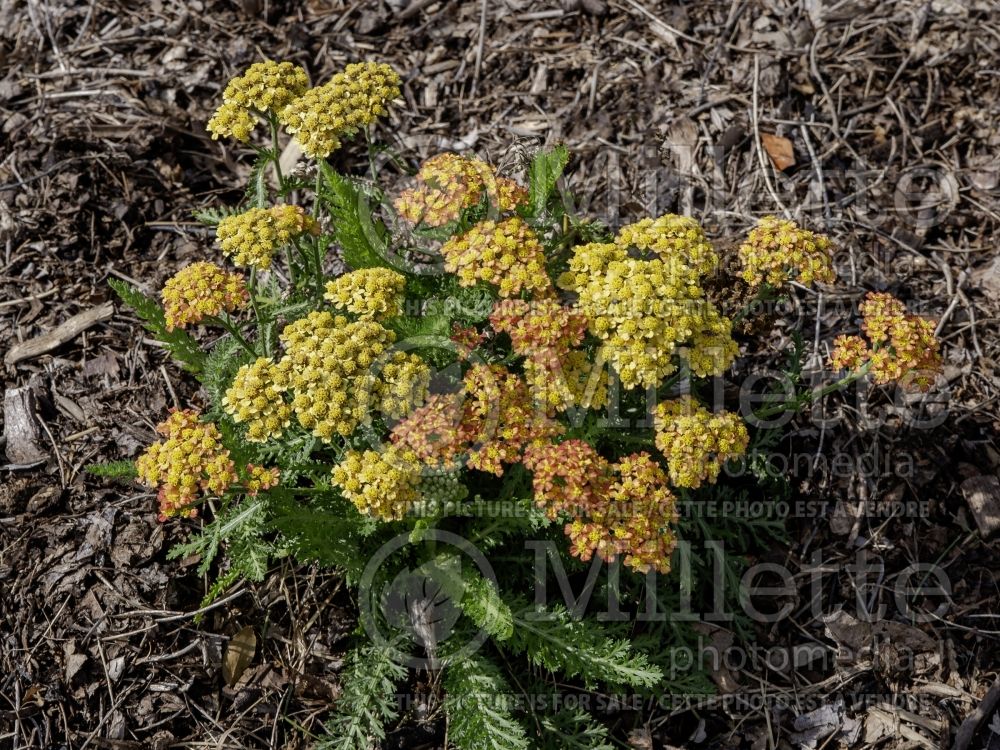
[99,58,946,749]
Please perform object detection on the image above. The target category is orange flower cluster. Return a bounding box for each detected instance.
[245,464,281,496]
[524,442,680,573]
[831,292,942,391]
[390,364,559,476]
[523,439,611,519]
[440,217,551,298]
[394,153,527,227]
[566,453,679,574]
[161,262,248,331]
[136,409,237,521]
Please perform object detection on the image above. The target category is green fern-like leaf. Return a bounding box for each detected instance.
[460,573,514,641]
[320,639,407,750]
[537,708,613,750]
[505,603,662,690]
[528,144,569,217]
[192,205,241,226]
[85,460,137,479]
[320,163,389,271]
[444,655,529,750]
[202,336,252,407]
[109,278,205,373]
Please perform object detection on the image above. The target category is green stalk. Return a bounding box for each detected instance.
[754,362,871,419]
[209,315,256,358]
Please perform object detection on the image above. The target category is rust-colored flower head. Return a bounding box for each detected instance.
[161,262,248,331]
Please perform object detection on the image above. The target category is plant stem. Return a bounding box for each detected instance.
[269,116,285,190]
[754,362,871,419]
[210,315,256,357]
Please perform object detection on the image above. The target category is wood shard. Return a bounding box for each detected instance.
[4,302,114,367]
[3,387,49,466]
[962,475,1000,537]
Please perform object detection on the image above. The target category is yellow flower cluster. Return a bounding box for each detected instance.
[161,262,248,331]
[565,452,679,574]
[441,217,551,298]
[279,61,400,159]
[208,60,309,141]
[245,464,280,495]
[271,311,428,440]
[653,397,749,488]
[394,153,527,226]
[324,268,406,320]
[377,351,432,419]
[524,350,609,414]
[136,409,237,521]
[216,205,318,269]
[561,216,736,390]
[222,357,292,442]
[831,292,942,391]
[332,446,421,520]
[738,216,836,288]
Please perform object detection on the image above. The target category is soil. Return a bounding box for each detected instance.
[2,0,999,748]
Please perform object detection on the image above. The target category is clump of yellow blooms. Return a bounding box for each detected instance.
[375,351,432,419]
[394,153,527,226]
[561,215,736,390]
[216,205,318,270]
[161,262,248,331]
[222,358,292,442]
[324,267,406,320]
[653,397,749,488]
[831,291,942,391]
[332,446,422,520]
[565,452,679,574]
[245,464,280,496]
[272,313,389,438]
[136,409,237,521]
[279,61,400,159]
[738,215,836,288]
[524,350,610,414]
[208,60,310,141]
[441,217,551,298]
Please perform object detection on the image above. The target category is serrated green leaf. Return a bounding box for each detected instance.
[461,573,513,641]
[444,655,529,750]
[109,278,205,373]
[85,460,137,479]
[528,144,569,217]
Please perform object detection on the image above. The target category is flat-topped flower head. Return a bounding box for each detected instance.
[332,445,421,520]
[440,217,551,298]
[566,452,679,574]
[217,205,318,269]
[161,262,248,331]
[830,292,943,391]
[222,357,292,442]
[653,397,749,488]
[523,439,612,519]
[394,153,528,226]
[208,60,309,141]
[136,409,237,521]
[272,312,403,440]
[245,464,280,496]
[739,216,836,288]
[324,267,406,320]
[524,349,610,415]
[279,61,400,158]
[616,214,718,285]
[489,298,587,367]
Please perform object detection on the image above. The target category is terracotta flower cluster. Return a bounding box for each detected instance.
[394,152,528,227]
[831,291,943,391]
